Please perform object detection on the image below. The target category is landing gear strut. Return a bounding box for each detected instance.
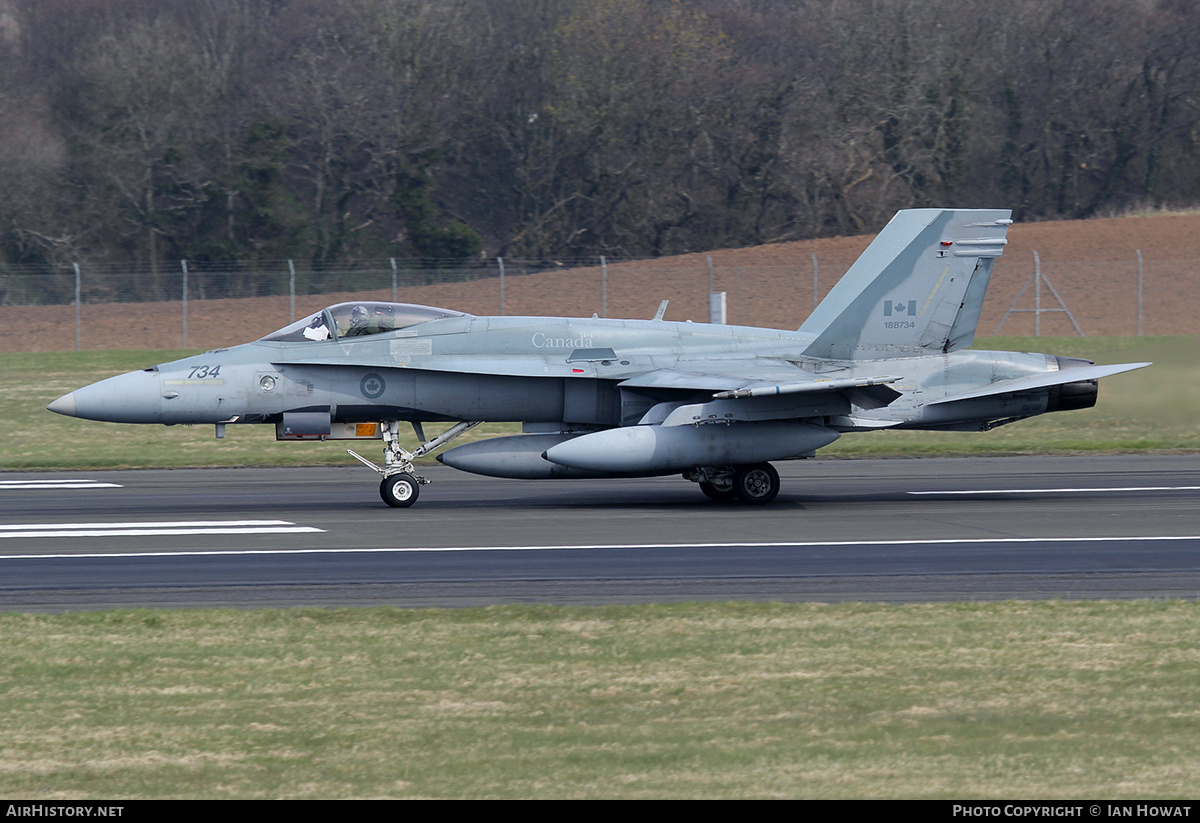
[348,420,480,508]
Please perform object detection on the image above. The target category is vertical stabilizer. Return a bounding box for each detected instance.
[799,209,1012,360]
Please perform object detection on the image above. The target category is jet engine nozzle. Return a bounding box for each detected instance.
[1048,356,1100,413]
[1048,379,1099,413]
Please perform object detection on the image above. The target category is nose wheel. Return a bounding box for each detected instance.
[380,473,420,507]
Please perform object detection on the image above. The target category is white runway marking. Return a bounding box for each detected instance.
[0,520,324,540]
[2,535,1197,561]
[909,486,1200,495]
[0,479,122,490]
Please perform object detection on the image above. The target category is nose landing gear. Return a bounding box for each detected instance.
[348,420,480,507]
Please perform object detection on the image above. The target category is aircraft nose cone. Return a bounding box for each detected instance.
[48,369,162,423]
[46,392,78,417]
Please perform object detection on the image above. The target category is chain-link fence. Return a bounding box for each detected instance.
[0,257,570,312]
[1,251,1195,352]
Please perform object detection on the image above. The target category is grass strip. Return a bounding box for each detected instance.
[2,600,1198,799]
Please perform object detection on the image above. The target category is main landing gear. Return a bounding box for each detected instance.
[686,463,781,505]
[348,420,480,508]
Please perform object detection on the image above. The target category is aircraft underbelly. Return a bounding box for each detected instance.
[912,393,1050,427]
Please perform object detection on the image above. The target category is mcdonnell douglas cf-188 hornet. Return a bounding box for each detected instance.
[48,209,1149,507]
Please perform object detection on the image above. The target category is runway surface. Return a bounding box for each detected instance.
[3,454,1199,611]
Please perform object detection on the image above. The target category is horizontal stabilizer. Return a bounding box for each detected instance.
[928,362,1150,405]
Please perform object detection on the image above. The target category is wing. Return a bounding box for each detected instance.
[619,364,904,426]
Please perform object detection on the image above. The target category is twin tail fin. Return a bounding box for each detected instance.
[799,208,1012,360]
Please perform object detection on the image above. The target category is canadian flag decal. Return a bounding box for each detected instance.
[884,300,918,317]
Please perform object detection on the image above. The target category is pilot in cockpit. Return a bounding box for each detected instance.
[369,303,396,333]
[344,303,397,336]
[346,304,371,336]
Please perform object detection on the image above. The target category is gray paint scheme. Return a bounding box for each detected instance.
[47,208,1150,506]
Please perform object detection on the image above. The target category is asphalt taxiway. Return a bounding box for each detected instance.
[2,455,1199,610]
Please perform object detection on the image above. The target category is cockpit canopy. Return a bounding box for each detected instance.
[261,302,466,343]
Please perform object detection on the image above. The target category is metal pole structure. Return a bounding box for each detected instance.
[497,257,505,316]
[180,260,188,348]
[706,255,714,313]
[600,255,607,318]
[390,257,398,304]
[73,262,81,352]
[995,249,1081,336]
[1040,271,1084,336]
[1034,250,1041,337]
[812,253,819,311]
[288,259,296,323]
[1136,249,1144,336]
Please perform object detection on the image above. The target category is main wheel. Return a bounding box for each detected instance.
[380,473,420,507]
[699,480,738,502]
[733,463,780,505]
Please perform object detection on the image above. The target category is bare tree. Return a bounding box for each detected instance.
[5,0,1200,276]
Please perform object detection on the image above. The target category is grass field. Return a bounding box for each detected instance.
[3,601,1199,799]
[3,337,1197,799]
[2,336,1195,470]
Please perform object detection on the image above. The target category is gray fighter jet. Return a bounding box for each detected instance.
[48,209,1149,507]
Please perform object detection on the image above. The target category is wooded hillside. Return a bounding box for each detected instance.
[2,0,1198,272]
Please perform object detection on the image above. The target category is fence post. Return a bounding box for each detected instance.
[1136,249,1144,336]
[706,255,714,310]
[287,259,296,322]
[73,262,81,352]
[1034,250,1041,336]
[390,257,398,304]
[812,253,819,311]
[601,255,607,318]
[180,260,188,348]
[497,257,505,316]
